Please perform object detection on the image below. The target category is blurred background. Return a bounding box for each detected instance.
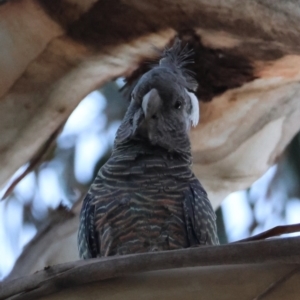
[1,79,300,280]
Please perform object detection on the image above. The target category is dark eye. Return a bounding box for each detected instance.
[174,101,182,109]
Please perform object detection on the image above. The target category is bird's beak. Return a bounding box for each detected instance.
[142,88,161,120]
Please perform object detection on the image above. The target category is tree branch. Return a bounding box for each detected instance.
[1,237,300,300]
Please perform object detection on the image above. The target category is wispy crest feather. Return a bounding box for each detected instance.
[160,38,194,68]
[160,38,198,91]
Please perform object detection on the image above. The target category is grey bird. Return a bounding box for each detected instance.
[78,39,219,259]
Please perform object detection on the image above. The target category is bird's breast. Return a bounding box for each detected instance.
[96,190,190,256]
[92,150,194,256]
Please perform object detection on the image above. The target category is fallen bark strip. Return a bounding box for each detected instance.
[236,223,300,243]
[1,236,300,300]
[1,124,64,201]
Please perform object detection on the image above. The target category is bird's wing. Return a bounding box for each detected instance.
[77,193,99,259]
[183,179,219,245]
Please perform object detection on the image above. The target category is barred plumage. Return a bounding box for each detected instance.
[78,39,219,259]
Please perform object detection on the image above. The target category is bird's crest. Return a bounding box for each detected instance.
[160,38,194,69]
[159,38,198,92]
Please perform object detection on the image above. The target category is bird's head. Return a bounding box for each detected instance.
[115,39,199,154]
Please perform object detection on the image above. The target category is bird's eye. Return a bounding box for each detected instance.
[174,101,182,109]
